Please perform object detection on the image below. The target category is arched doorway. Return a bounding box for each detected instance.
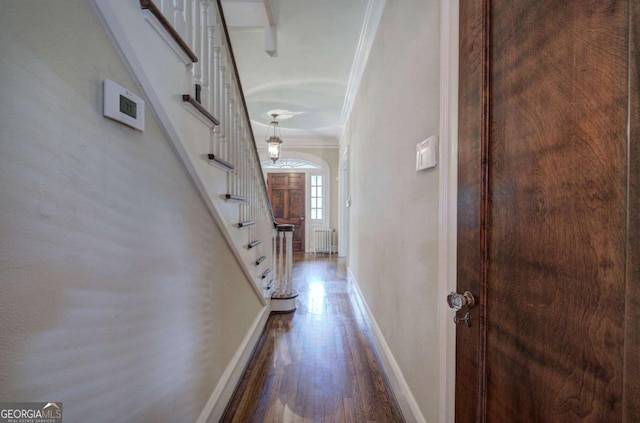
[261,154,331,253]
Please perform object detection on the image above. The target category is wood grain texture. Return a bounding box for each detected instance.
[221,254,404,422]
[487,1,627,421]
[456,0,488,420]
[458,1,634,421]
[624,1,640,420]
[268,174,306,252]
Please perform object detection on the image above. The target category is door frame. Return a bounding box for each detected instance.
[438,0,460,422]
[261,152,331,253]
[338,146,349,258]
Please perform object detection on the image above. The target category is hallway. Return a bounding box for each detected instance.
[221,254,404,422]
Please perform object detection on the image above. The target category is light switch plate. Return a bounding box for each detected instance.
[416,135,438,171]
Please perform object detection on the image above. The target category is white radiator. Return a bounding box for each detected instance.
[313,228,333,254]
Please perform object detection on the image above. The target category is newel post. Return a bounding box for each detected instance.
[271,224,298,312]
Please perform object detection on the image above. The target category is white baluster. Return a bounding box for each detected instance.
[218,63,226,152]
[239,143,247,219]
[234,111,240,194]
[207,3,216,112]
[192,0,202,88]
[278,230,284,293]
[184,0,192,50]
[160,0,170,18]
[227,97,234,193]
[284,229,293,293]
[244,142,248,219]
[173,0,185,39]
[200,0,209,106]
[229,94,235,160]
[223,82,231,161]
[272,228,277,284]
[212,46,221,157]
[236,115,242,196]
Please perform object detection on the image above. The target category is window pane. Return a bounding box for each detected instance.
[317,187,322,197]
[317,210,322,219]
[312,187,317,197]
[316,175,322,185]
[311,198,317,208]
[311,175,317,185]
[311,210,317,220]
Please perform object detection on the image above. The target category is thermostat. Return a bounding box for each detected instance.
[416,135,438,171]
[103,79,145,131]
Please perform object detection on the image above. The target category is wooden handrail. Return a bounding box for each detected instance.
[215,0,276,228]
[140,0,198,63]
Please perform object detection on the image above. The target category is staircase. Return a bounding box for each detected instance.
[93,0,276,303]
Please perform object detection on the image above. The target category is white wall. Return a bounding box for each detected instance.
[0,2,263,422]
[341,0,442,420]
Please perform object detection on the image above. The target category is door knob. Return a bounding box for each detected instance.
[447,291,475,311]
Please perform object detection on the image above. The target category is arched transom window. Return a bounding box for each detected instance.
[261,158,321,169]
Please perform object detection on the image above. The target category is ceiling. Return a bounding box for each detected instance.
[221,0,384,148]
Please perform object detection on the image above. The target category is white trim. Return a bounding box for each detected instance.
[437,1,459,422]
[144,12,194,67]
[338,146,349,257]
[195,305,271,423]
[183,101,217,129]
[340,0,387,124]
[347,268,427,423]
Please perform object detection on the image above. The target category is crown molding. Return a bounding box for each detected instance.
[340,0,386,125]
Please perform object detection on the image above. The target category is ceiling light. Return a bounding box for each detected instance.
[265,113,283,163]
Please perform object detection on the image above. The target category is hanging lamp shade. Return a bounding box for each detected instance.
[265,114,283,162]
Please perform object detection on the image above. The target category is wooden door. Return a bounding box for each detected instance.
[456,1,639,421]
[268,173,305,252]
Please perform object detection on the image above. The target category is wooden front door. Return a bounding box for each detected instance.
[268,173,305,252]
[456,1,639,421]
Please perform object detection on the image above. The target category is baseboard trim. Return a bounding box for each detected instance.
[347,268,427,423]
[195,305,270,423]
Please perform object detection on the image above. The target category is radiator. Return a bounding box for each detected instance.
[313,228,333,254]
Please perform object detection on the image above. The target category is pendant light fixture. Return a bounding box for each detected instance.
[265,113,283,163]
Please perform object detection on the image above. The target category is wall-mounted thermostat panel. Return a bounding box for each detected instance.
[103,79,145,131]
[416,135,438,171]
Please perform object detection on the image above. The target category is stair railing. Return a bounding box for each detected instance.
[136,0,278,298]
[140,0,275,229]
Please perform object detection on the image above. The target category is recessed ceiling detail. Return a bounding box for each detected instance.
[266,109,304,120]
[223,0,384,146]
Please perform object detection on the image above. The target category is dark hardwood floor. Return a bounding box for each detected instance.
[221,253,405,422]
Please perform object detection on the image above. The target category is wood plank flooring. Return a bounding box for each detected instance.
[221,254,405,422]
